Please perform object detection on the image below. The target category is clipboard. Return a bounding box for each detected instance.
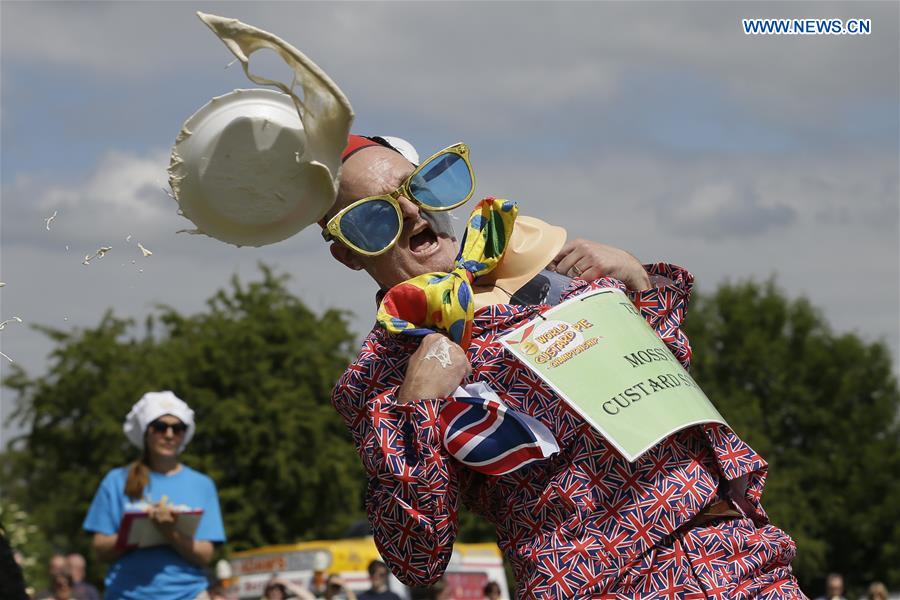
[115,509,204,551]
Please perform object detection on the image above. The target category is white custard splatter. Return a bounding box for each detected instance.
[424,336,454,368]
[82,246,113,265]
[0,315,23,362]
[44,210,58,231]
[0,316,22,330]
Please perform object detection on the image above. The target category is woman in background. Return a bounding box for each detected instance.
[83,391,226,599]
[866,582,889,600]
[482,581,501,600]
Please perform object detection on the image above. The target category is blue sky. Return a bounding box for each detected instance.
[1,1,898,443]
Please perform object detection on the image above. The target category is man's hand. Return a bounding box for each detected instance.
[326,575,357,600]
[549,239,651,291]
[396,333,471,403]
[273,577,317,600]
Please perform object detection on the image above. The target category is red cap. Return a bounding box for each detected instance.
[341,134,382,163]
[320,135,389,229]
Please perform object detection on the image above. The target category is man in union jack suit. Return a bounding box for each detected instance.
[325,134,806,599]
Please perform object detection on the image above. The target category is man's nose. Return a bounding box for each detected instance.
[396,195,421,220]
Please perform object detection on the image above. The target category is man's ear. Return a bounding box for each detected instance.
[329,242,364,271]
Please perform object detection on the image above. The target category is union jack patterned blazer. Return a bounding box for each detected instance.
[332,264,800,599]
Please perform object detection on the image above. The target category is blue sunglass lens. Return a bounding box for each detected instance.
[340,199,400,253]
[408,152,473,209]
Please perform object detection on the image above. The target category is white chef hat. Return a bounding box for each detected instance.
[123,391,196,452]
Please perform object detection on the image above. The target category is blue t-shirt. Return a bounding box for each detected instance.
[83,465,226,600]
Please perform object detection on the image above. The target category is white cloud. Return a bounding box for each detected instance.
[39,150,170,217]
[477,149,898,367]
[3,150,176,250]
[658,181,794,239]
[4,146,895,386]
[1,1,896,440]
[0,2,209,76]
[2,2,895,131]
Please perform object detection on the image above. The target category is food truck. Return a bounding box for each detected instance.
[227,537,510,599]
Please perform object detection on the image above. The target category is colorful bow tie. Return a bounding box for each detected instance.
[376,198,518,349]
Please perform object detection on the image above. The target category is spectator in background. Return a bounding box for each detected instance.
[262,575,315,600]
[49,553,68,575]
[46,571,81,600]
[66,553,100,600]
[425,578,451,600]
[358,560,401,600]
[866,582,889,600]
[211,559,239,600]
[83,391,226,599]
[36,554,80,600]
[263,579,288,600]
[482,581,501,600]
[322,574,356,600]
[207,580,228,600]
[814,573,848,600]
[308,553,330,598]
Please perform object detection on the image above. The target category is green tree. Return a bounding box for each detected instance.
[685,279,900,595]
[5,268,899,597]
[0,498,50,595]
[2,265,366,587]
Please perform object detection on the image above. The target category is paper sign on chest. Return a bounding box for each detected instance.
[500,288,727,462]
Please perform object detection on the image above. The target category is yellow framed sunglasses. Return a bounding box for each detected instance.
[322,143,474,256]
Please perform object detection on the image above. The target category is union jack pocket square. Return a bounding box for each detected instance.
[440,382,559,476]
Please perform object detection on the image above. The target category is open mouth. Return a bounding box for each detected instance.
[408,224,438,254]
